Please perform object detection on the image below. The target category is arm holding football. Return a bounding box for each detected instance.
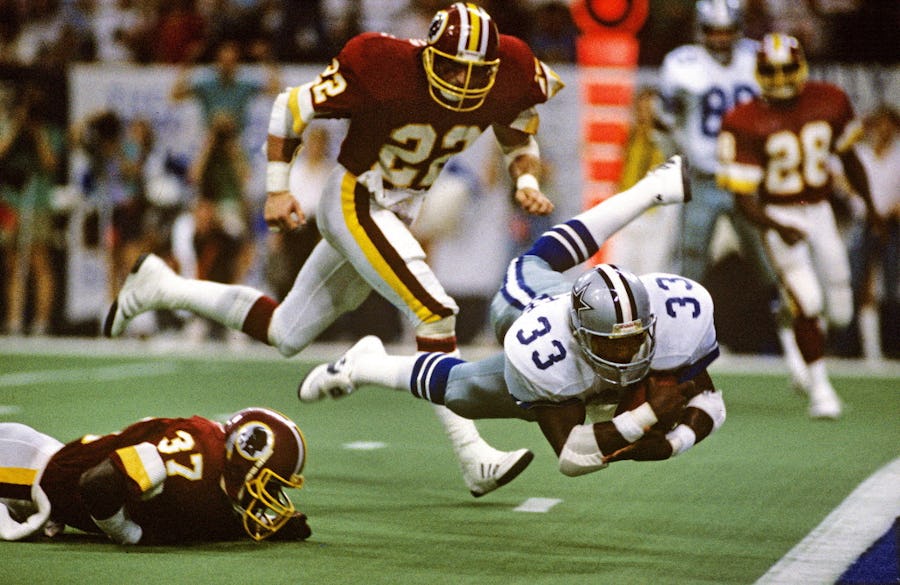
[605,370,726,462]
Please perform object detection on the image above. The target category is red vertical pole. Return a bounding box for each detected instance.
[570,0,648,263]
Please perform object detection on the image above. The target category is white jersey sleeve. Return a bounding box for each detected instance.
[641,273,719,375]
[658,40,759,174]
[503,294,597,405]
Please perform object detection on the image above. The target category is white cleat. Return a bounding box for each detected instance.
[297,335,386,403]
[808,383,842,420]
[638,154,692,205]
[460,444,534,498]
[103,253,178,338]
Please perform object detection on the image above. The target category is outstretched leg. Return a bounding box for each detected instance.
[493,154,689,340]
[298,337,533,496]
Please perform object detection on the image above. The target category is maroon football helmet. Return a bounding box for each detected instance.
[221,407,306,540]
[756,33,808,101]
[422,2,500,112]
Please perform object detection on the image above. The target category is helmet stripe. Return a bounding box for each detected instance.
[466,4,481,53]
[455,3,470,55]
[596,264,636,324]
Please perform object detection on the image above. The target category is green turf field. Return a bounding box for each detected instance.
[1,341,898,585]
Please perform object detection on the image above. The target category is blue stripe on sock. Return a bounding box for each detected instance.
[499,257,535,311]
[409,353,463,405]
[524,220,598,272]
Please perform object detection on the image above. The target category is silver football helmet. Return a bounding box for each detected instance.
[569,264,657,386]
[695,0,742,64]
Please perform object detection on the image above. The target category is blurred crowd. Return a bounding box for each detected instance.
[0,0,896,69]
[0,0,897,360]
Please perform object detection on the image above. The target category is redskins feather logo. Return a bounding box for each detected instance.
[427,10,448,44]
[234,422,274,461]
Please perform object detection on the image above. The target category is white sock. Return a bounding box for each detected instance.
[431,403,483,454]
[807,359,830,389]
[571,181,663,246]
[354,354,416,389]
[858,305,883,361]
[167,278,264,331]
[778,326,810,386]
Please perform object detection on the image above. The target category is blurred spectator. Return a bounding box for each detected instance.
[528,1,577,63]
[73,110,152,295]
[189,111,254,289]
[151,0,207,64]
[0,83,65,335]
[170,38,280,139]
[637,0,695,66]
[480,0,532,42]
[90,0,145,64]
[0,0,23,64]
[12,0,66,65]
[846,105,900,360]
[273,0,336,61]
[384,0,444,39]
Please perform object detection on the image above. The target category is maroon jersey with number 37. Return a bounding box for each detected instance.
[40,416,243,543]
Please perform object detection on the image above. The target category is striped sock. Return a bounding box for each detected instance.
[524,220,599,272]
[409,353,465,404]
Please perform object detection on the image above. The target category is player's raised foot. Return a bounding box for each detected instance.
[807,382,842,420]
[103,253,178,338]
[297,335,386,403]
[460,442,534,498]
[638,154,692,205]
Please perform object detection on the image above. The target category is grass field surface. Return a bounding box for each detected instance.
[1,338,898,585]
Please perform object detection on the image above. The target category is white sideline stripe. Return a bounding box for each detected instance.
[754,456,900,585]
[514,498,563,513]
[0,362,180,387]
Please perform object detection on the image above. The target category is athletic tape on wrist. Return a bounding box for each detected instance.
[266,161,290,192]
[612,411,644,443]
[516,173,539,192]
[666,424,696,456]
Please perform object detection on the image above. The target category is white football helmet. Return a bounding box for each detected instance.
[569,264,657,386]
[221,407,307,541]
[422,2,500,112]
[695,0,742,64]
[756,33,808,101]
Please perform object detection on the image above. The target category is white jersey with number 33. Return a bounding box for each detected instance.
[503,273,718,405]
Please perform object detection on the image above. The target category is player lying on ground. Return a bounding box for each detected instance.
[0,408,311,544]
[300,155,726,477]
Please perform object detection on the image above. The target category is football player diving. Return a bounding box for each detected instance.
[104,2,563,497]
[299,155,727,477]
[0,408,311,544]
[718,33,881,419]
